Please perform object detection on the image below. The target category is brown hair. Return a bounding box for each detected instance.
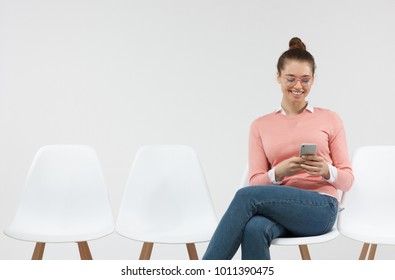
[277,37,316,75]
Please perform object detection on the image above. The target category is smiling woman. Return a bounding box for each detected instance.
[277,37,315,116]
[203,37,354,260]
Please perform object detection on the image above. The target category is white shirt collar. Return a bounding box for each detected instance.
[275,102,314,115]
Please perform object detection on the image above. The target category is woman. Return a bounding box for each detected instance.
[203,37,354,260]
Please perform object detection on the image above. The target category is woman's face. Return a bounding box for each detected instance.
[277,59,314,104]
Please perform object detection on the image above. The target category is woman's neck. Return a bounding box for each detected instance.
[281,101,308,116]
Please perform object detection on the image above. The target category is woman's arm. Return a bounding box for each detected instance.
[248,121,272,186]
[299,112,354,191]
[327,121,354,191]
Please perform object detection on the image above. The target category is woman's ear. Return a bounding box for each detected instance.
[276,72,281,84]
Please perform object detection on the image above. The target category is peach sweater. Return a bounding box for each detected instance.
[248,107,354,200]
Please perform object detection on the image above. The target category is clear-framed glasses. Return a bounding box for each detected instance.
[283,75,312,87]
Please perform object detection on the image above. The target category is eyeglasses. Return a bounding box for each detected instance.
[282,75,312,87]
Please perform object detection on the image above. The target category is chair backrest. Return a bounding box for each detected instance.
[4,145,114,242]
[116,145,218,243]
[240,164,249,188]
[338,145,395,244]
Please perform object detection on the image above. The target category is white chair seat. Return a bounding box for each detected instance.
[272,227,339,245]
[117,222,215,244]
[4,228,114,244]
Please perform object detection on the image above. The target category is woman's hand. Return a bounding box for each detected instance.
[275,155,330,181]
[300,155,330,180]
[274,157,306,182]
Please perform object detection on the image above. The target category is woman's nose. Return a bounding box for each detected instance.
[294,80,303,88]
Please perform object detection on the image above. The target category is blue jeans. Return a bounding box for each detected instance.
[203,185,338,260]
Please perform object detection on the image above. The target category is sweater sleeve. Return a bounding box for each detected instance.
[248,120,272,186]
[329,113,354,192]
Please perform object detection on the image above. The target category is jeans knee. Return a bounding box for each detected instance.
[244,216,280,245]
[244,216,272,241]
[244,216,263,237]
[235,186,256,202]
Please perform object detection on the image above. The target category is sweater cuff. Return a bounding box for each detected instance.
[269,168,283,185]
[326,164,338,183]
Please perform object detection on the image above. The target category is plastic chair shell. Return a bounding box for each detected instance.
[4,145,114,243]
[338,146,395,245]
[116,145,218,244]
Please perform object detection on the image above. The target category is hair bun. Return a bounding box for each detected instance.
[289,37,306,51]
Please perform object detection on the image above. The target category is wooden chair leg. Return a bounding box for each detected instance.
[32,242,46,260]
[77,241,93,260]
[186,243,198,260]
[139,242,154,260]
[359,243,370,260]
[367,244,377,260]
[298,245,311,260]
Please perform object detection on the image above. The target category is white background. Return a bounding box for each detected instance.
[1,0,395,260]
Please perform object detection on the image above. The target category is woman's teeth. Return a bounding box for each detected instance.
[290,91,303,95]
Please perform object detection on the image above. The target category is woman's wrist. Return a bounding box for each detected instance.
[274,167,285,182]
[269,168,283,184]
[321,171,330,180]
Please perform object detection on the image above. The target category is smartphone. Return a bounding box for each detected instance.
[299,143,317,156]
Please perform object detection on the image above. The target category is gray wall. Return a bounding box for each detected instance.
[1,0,394,259]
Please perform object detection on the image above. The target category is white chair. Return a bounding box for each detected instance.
[116,145,218,260]
[338,146,395,260]
[240,165,339,260]
[4,145,114,260]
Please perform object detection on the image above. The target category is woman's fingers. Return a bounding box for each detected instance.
[300,156,329,177]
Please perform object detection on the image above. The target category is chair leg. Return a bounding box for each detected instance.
[359,243,370,260]
[367,244,377,260]
[186,243,198,260]
[78,241,93,260]
[139,242,154,260]
[32,242,46,260]
[298,245,311,260]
